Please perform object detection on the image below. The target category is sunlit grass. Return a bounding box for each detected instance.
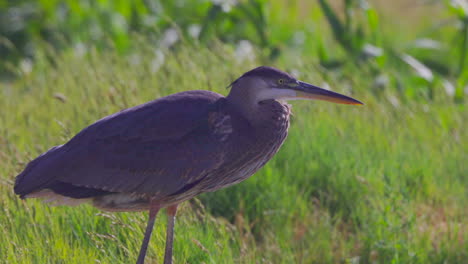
[0,43,466,263]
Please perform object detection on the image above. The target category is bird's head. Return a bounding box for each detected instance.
[227,66,363,105]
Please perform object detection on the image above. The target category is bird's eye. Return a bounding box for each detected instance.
[278,79,285,85]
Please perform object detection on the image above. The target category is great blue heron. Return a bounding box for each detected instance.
[14,66,362,264]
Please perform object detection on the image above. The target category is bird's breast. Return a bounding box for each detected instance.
[201,101,291,191]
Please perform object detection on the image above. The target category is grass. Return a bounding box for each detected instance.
[0,42,466,263]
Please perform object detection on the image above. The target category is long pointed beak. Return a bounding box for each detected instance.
[293,81,363,105]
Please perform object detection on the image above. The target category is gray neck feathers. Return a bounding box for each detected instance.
[227,77,291,130]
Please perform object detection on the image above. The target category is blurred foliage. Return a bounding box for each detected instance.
[0,0,466,102]
[318,0,382,60]
[0,0,277,65]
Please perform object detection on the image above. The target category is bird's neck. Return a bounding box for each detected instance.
[226,80,291,130]
[226,96,290,133]
[255,100,291,131]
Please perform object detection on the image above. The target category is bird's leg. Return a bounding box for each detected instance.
[163,204,179,264]
[136,199,161,264]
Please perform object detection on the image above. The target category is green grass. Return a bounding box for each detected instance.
[0,43,466,264]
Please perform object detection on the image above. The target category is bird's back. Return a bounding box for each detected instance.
[14,91,223,199]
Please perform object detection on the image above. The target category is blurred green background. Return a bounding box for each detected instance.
[1,0,467,99]
[0,0,467,263]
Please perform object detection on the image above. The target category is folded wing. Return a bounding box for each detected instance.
[15,90,227,199]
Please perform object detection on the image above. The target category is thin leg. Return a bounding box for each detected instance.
[136,200,161,264]
[163,204,179,264]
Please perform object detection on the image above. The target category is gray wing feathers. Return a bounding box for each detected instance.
[15,90,226,197]
[14,145,65,196]
[61,133,223,195]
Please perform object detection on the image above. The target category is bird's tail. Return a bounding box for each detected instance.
[14,145,65,198]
